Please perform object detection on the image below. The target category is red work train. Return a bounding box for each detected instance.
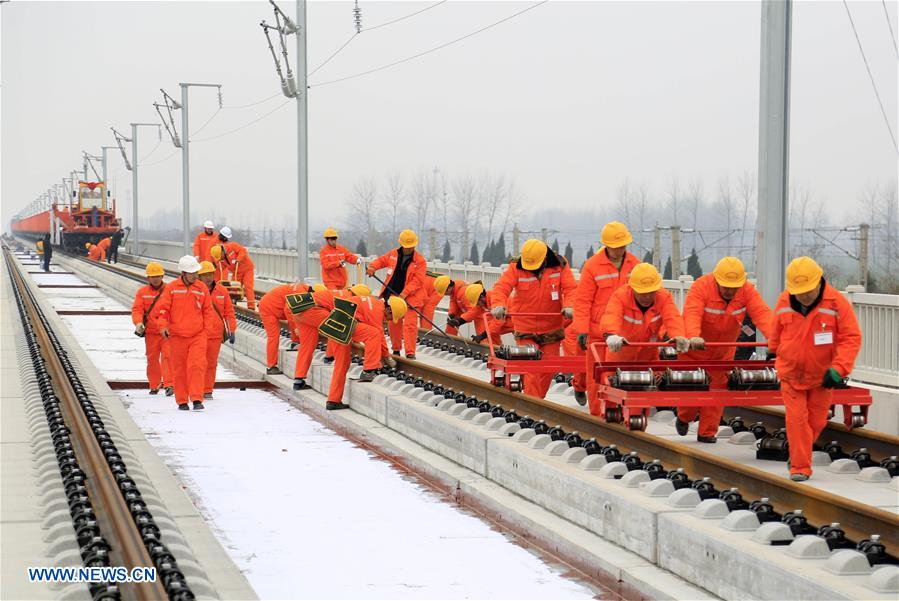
[11,181,121,252]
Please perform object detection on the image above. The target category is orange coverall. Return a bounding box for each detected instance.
[568,248,640,396]
[155,277,216,406]
[319,244,359,290]
[193,231,217,263]
[204,282,237,395]
[768,283,861,477]
[492,256,577,398]
[597,286,686,415]
[368,249,427,355]
[326,295,390,402]
[87,245,105,262]
[258,283,309,368]
[96,237,111,258]
[420,274,443,332]
[443,279,472,335]
[219,241,256,309]
[131,283,172,391]
[678,275,773,437]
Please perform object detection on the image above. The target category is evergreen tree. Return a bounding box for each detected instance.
[483,240,495,265]
[441,240,452,262]
[551,238,560,253]
[356,238,368,256]
[686,248,703,279]
[469,241,480,264]
[642,250,653,264]
[663,256,673,279]
[563,241,574,265]
[586,245,595,261]
[496,233,506,263]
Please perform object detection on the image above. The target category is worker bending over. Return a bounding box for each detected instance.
[198,261,237,400]
[193,220,217,262]
[676,257,773,442]
[435,276,473,335]
[95,236,111,261]
[455,284,515,343]
[569,222,640,406]
[156,256,216,411]
[491,239,577,398]
[258,282,310,375]
[768,257,861,481]
[211,226,256,310]
[319,228,361,290]
[86,242,104,262]
[366,230,427,358]
[131,262,173,396]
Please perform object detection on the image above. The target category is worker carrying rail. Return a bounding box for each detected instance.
[490,239,577,398]
[211,226,256,310]
[258,282,310,375]
[568,221,640,406]
[193,220,217,263]
[674,257,773,443]
[769,257,861,482]
[131,262,173,396]
[198,261,236,401]
[319,228,361,290]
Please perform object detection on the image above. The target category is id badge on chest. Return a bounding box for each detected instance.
[814,331,833,345]
[551,290,559,301]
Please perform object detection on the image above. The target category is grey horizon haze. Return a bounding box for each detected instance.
[2,0,896,237]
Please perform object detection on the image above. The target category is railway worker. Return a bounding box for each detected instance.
[198,261,236,400]
[455,284,515,343]
[568,221,641,406]
[86,242,104,262]
[42,234,52,272]
[491,239,577,398]
[366,230,427,359]
[96,236,112,261]
[598,264,689,409]
[211,226,256,310]
[768,257,861,482]
[319,228,361,290]
[131,262,173,396]
[108,229,124,264]
[420,272,444,333]
[156,255,216,411]
[258,282,311,375]
[434,275,473,335]
[322,283,373,365]
[675,257,773,443]
[193,221,217,263]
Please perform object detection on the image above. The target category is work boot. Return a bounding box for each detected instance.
[326,401,350,411]
[177,403,189,411]
[293,378,307,390]
[164,386,174,397]
[790,473,810,482]
[392,350,401,356]
[382,356,397,369]
[192,401,205,411]
[322,356,334,364]
[266,366,282,375]
[203,392,213,400]
[697,435,717,444]
[358,370,377,383]
[675,419,689,436]
[405,353,416,360]
[288,342,298,351]
[574,391,587,406]
[149,388,159,395]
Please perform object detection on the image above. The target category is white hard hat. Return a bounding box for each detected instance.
[203,220,214,229]
[178,255,201,273]
[219,226,233,239]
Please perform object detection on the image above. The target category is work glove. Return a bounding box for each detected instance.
[822,367,843,388]
[382,356,397,369]
[472,332,488,343]
[228,332,236,344]
[689,337,705,350]
[446,315,464,328]
[606,335,626,352]
[673,336,690,353]
[366,267,375,276]
[561,307,573,320]
[491,306,507,320]
[134,323,146,337]
[577,333,589,351]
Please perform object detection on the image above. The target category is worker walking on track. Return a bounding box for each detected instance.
[598,263,689,413]
[131,262,172,396]
[211,226,256,310]
[675,257,773,442]
[491,239,577,398]
[156,256,216,411]
[319,228,361,290]
[366,230,427,359]
[198,261,237,400]
[568,221,640,405]
[434,275,472,335]
[768,257,861,482]
[258,282,310,374]
[86,242,104,262]
[455,284,515,343]
[38,234,52,272]
[193,221,217,262]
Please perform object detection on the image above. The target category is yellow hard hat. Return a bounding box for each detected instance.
[350,284,371,297]
[600,221,633,249]
[312,283,328,293]
[520,239,548,270]
[198,261,216,275]
[85,243,92,249]
[145,262,165,277]
[398,229,418,249]
[387,296,408,323]
[210,245,224,261]
[465,283,485,307]
[434,275,452,296]
[713,256,747,288]
[785,256,823,295]
[323,228,338,238]
[629,262,663,294]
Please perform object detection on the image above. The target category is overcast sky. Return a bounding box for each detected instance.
[2,0,896,234]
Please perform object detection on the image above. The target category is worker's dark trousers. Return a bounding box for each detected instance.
[108,245,119,263]
[42,254,51,272]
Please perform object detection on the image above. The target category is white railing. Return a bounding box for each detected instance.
[131,239,898,387]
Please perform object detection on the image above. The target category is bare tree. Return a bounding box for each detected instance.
[409,170,435,237]
[349,176,379,239]
[453,175,479,263]
[790,180,812,255]
[482,173,511,245]
[686,176,704,251]
[383,172,405,240]
[634,180,652,251]
[434,168,451,243]
[666,175,681,226]
[615,178,632,225]
[736,170,756,260]
[878,180,898,275]
[717,176,736,255]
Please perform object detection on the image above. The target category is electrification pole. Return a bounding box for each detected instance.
[127,123,158,257]
[296,0,309,278]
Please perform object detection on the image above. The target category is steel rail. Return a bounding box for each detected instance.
[6,248,168,600]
